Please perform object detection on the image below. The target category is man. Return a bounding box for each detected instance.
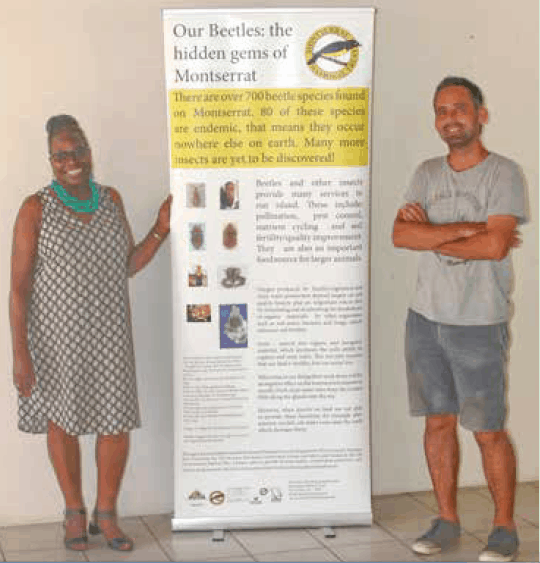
[220,180,239,209]
[392,76,528,562]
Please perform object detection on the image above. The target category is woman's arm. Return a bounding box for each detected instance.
[9,195,41,396]
[109,188,172,277]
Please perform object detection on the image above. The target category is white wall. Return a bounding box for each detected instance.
[1,0,537,525]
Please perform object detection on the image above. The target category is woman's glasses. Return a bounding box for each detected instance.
[50,146,89,164]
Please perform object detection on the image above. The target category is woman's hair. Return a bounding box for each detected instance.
[45,115,89,153]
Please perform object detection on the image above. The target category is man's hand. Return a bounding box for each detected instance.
[397,203,429,223]
[510,229,522,248]
[436,215,520,261]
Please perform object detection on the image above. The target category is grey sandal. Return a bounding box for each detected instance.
[89,509,134,551]
[63,508,89,551]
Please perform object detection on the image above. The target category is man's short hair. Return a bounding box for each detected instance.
[433,76,484,109]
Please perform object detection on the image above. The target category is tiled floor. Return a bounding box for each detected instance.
[0,482,537,562]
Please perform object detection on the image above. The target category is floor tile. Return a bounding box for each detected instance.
[372,494,436,524]
[3,548,86,562]
[0,522,65,552]
[376,513,451,542]
[232,528,320,554]
[515,482,539,525]
[0,484,537,563]
[408,489,439,511]
[307,523,397,547]
[332,540,421,562]
[458,512,496,536]
[515,522,539,541]
[102,516,153,536]
[473,489,492,500]
[204,557,255,562]
[141,514,173,539]
[160,531,250,562]
[411,487,492,515]
[254,548,339,562]
[516,538,540,562]
[86,542,169,562]
[500,519,540,561]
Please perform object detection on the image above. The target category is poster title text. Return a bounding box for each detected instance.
[170,22,295,83]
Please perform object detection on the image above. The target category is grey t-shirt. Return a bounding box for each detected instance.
[405,152,528,325]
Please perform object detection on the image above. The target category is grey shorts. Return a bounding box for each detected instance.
[405,309,508,431]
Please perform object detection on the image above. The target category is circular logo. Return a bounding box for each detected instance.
[209,491,225,505]
[305,26,361,80]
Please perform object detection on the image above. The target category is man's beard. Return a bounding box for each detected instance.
[441,124,476,148]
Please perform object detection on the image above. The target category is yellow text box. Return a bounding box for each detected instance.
[169,87,369,168]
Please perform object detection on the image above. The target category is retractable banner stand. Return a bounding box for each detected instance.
[162,8,374,531]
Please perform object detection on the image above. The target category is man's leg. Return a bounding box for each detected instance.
[412,412,462,554]
[445,322,519,561]
[406,311,462,554]
[474,430,516,530]
[425,414,460,523]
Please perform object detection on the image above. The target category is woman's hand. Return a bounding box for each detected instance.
[154,195,173,237]
[126,194,173,276]
[13,350,36,397]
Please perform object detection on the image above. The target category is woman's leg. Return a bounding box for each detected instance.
[47,420,87,550]
[94,432,132,550]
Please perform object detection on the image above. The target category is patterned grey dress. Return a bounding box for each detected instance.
[18,185,141,435]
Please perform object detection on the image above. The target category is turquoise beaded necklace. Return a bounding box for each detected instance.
[51,178,99,213]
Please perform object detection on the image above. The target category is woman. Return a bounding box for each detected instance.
[9,115,171,552]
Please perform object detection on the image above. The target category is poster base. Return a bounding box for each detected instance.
[171,512,372,532]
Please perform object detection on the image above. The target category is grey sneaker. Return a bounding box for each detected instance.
[478,527,519,562]
[411,518,461,555]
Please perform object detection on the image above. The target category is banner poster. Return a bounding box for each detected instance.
[162,8,374,530]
